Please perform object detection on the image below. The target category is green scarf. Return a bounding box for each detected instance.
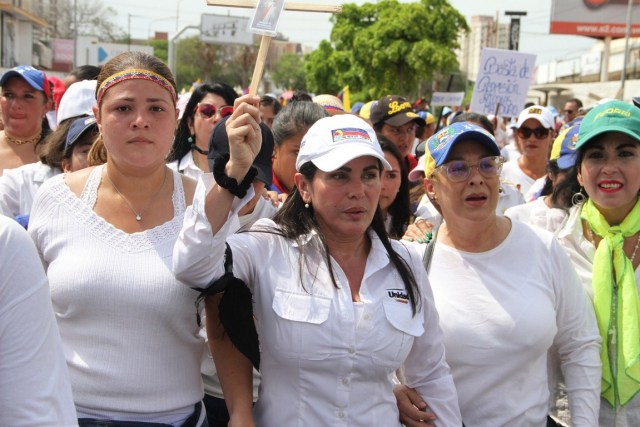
[581,198,640,406]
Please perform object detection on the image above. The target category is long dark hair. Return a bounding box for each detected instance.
[167,82,238,162]
[270,161,422,315]
[378,136,411,238]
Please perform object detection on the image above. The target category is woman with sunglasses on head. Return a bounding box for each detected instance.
[396,122,601,427]
[546,100,640,426]
[28,52,208,426]
[168,82,238,177]
[501,105,556,200]
[174,113,462,426]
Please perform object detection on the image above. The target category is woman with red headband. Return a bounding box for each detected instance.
[29,52,207,426]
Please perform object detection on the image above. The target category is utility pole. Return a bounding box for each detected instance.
[505,11,527,51]
[619,0,634,98]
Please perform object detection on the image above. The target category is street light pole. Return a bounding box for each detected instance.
[176,0,186,32]
[505,11,527,51]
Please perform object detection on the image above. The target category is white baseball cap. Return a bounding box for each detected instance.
[516,105,554,129]
[57,80,97,125]
[296,114,392,172]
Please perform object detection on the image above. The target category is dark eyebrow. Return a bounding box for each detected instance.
[337,163,380,172]
[617,143,639,150]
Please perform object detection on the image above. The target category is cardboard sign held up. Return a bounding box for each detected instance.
[431,92,465,107]
[249,0,286,36]
[207,0,342,96]
[470,48,537,118]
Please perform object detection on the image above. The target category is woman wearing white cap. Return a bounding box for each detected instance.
[174,111,461,426]
[396,122,601,427]
[501,105,556,199]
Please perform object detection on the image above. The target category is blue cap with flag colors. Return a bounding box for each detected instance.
[296,114,392,172]
[550,124,579,170]
[427,122,500,167]
[0,65,50,98]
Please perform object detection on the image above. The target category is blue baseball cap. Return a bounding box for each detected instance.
[65,116,97,150]
[427,122,500,167]
[550,124,579,170]
[0,65,50,98]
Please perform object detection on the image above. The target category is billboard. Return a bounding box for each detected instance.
[550,0,640,38]
[201,14,254,45]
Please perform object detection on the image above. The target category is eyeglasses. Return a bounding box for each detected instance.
[195,103,234,119]
[517,126,550,140]
[436,156,504,182]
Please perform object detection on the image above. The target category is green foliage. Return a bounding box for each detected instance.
[173,37,257,92]
[147,40,168,63]
[304,0,469,100]
[271,53,306,91]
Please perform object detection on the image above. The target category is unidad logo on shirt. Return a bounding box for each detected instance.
[387,288,409,304]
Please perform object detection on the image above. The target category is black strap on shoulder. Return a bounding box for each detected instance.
[194,243,260,370]
[422,224,440,274]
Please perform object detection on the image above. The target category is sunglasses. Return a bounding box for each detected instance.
[517,126,550,139]
[563,109,574,114]
[195,103,234,119]
[436,156,504,182]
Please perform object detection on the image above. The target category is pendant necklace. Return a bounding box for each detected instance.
[105,167,168,221]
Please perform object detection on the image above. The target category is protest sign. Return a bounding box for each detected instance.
[470,48,536,117]
[431,92,465,107]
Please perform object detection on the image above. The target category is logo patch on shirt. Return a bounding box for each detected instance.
[331,127,372,144]
[387,288,409,304]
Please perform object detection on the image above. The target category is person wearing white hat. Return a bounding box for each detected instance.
[174,110,462,426]
[501,105,555,199]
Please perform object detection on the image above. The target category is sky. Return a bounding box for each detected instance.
[108,0,598,64]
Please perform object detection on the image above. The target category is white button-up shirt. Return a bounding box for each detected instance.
[174,174,461,427]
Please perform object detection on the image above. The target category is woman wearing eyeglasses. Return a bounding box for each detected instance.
[396,122,601,427]
[167,82,238,177]
[501,105,555,200]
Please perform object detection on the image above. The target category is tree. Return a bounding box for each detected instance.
[304,0,469,100]
[147,39,168,63]
[271,53,306,91]
[48,0,126,42]
[174,37,257,91]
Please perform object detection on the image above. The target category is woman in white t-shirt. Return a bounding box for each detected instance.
[397,122,601,427]
[29,52,207,426]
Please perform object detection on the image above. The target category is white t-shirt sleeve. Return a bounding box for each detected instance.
[173,173,255,288]
[0,216,77,426]
[549,236,601,426]
[399,243,462,426]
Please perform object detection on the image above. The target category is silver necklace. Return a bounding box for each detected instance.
[586,225,640,263]
[105,167,168,221]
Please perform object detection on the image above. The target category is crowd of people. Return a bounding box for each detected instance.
[1,50,639,427]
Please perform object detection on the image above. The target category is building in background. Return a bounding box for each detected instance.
[0,1,49,68]
[457,15,510,82]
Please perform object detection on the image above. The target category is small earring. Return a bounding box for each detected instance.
[304,203,310,209]
[187,136,193,144]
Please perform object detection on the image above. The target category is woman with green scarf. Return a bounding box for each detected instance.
[554,99,640,426]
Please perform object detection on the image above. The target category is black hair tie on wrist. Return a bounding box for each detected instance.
[212,153,258,198]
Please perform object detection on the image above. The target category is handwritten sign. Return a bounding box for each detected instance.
[470,48,536,117]
[431,92,465,107]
